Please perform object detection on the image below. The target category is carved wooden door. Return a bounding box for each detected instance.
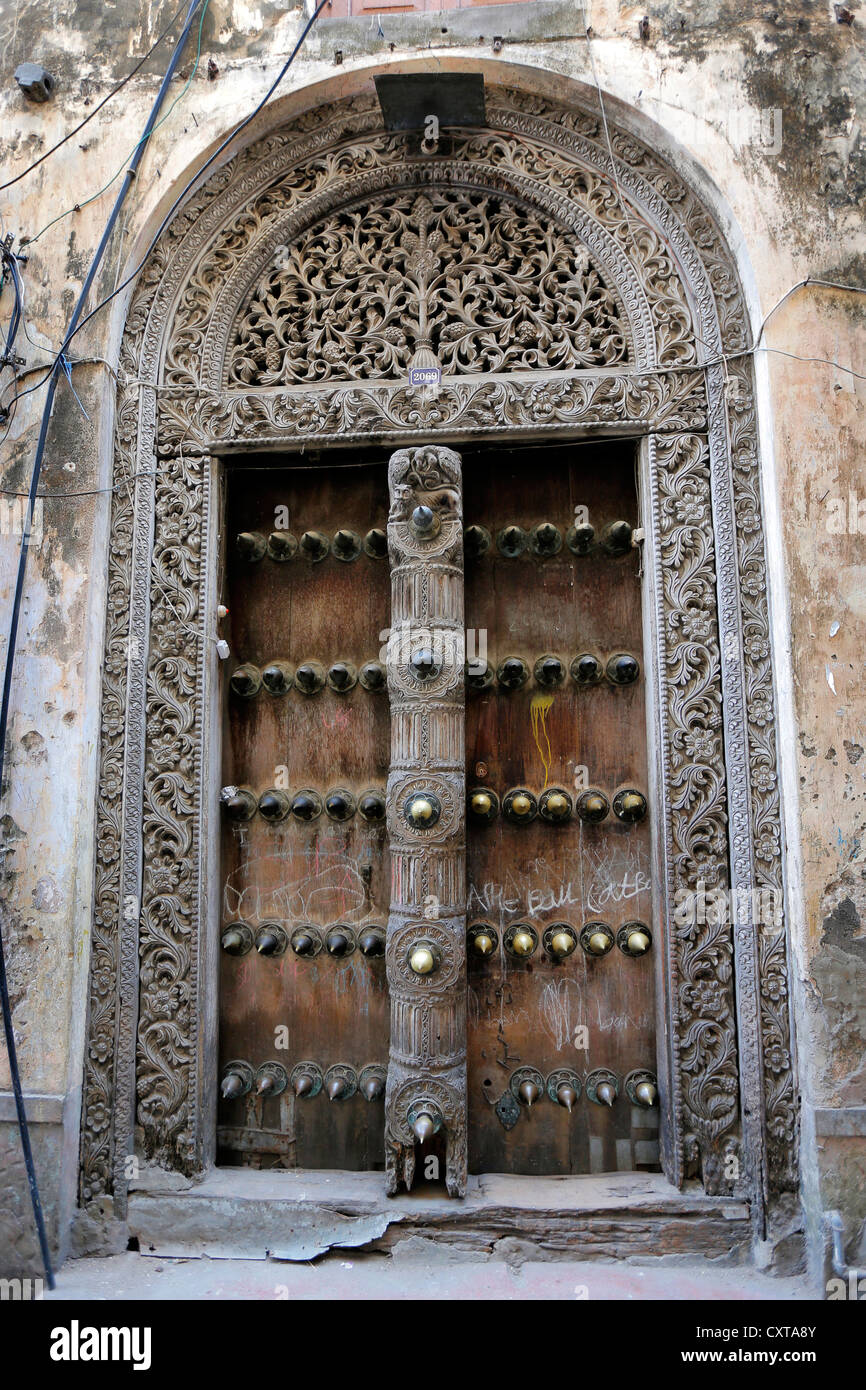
[217,442,658,1184]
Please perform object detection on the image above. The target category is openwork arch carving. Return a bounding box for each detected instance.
[81,81,796,1233]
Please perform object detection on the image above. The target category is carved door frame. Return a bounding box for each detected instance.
[80,79,797,1240]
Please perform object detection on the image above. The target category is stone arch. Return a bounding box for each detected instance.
[80,77,795,1237]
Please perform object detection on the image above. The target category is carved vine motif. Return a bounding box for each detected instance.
[384,446,467,1199]
[226,190,629,387]
[81,84,795,1210]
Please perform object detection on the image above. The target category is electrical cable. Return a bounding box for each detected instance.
[0,0,208,1292]
[0,0,191,194]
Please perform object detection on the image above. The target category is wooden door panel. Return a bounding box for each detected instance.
[218,462,391,1170]
[462,442,657,1175]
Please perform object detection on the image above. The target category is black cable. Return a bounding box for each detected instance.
[0,0,191,194]
[0,0,206,1292]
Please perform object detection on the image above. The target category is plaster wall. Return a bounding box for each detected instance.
[0,0,863,1280]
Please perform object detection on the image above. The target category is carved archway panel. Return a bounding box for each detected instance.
[80,83,796,1225]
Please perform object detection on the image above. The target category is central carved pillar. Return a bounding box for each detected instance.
[384,445,467,1198]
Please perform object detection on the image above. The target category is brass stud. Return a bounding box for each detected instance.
[469,787,499,824]
[266,530,297,562]
[294,1073,314,1098]
[412,1111,436,1141]
[291,1063,322,1099]
[409,647,438,681]
[636,1080,657,1107]
[546,926,577,960]
[597,1082,616,1107]
[409,943,439,976]
[363,528,388,559]
[497,656,529,691]
[327,660,357,693]
[566,522,595,556]
[600,520,634,556]
[326,927,354,957]
[540,788,572,823]
[327,1077,347,1101]
[411,504,440,538]
[618,922,652,956]
[503,788,537,824]
[575,789,610,824]
[497,524,528,558]
[229,664,262,698]
[556,1083,577,1112]
[586,1069,619,1107]
[507,924,538,958]
[261,661,294,695]
[221,787,258,821]
[466,660,495,691]
[236,531,267,562]
[258,789,290,822]
[358,928,385,958]
[404,793,441,829]
[332,529,362,561]
[255,923,287,957]
[534,654,565,687]
[291,926,320,957]
[468,923,498,957]
[360,1068,386,1102]
[291,789,323,821]
[519,1080,540,1107]
[295,661,325,695]
[324,788,356,821]
[473,932,494,957]
[571,653,603,686]
[220,1062,253,1100]
[607,653,640,686]
[613,788,647,823]
[464,524,491,558]
[324,1066,356,1101]
[299,530,330,562]
[255,1064,287,1098]
[359,661,386,692]
[358,790,386,823]
[581,922,614,957]
[531,521,562,557]
[220,924,251,956]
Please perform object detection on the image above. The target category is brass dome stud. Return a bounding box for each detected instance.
[586,1068,619,1108]
[358,927,385,958]
[466,660,495,691]
[294,661,325,695]
[363,528,388,559]
[496,524,529,558]
[505,923,538,959]
[580,922,614,957]
[575,789,610,824]
[236,531,267,562]
[409,647,438,682]
[220,922,253,956]
[229,664,262,698]
[324,788,356,821]
[359,1065,387,1102]
[358,661,386,692]
[255,1063,288,1098]
[258,789,291,823]
[497,656,529,691]
[323,1065,357,1102]
[261,661,294,696]
[503,788,538,825]
[299,530,330,562]
[468,923,499,958]
[408,942,440,976]
[327,660,357,693]
[531,521,563,557]
[255,923,288,957]
[539,787,573,824]
[534,654,565,687]
[617,922,653,957]
[543,924,578,960]
[408,1102,443,1141]
[600,520,634,556]
[606,653,640,686]
[325,926,355,958]
[566,522,595,556]
[510,1066,545,1110]
[290,925,322,958]
[464,524,492,559]
[357,789,386,823]
[290,1062,323,1099]
[613,788,648,824]
[266,530,297,562]
[570,653,603,686]
[221,787,258,821]
[411,504,440,539]
[546,1069,582,1112]
[291,789,323,822]
[331,529,362,562]
[625,1069,658,1109]
[469,787,499,824]
[404,792,441,830]
[413,1112,436,1141]
[220,1061,253,1101]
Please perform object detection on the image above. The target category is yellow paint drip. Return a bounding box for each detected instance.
[530,693,555,790]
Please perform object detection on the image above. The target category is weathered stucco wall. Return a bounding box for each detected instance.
[0,0,864,1281]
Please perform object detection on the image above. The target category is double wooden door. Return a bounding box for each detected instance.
[217,439,657,1181]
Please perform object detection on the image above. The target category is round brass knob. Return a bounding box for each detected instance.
[236,531,266,562]
[576,789,610,824]
[556,1083,577,1113]
[325,789,355,821]
[267,530,297,562]
[229,664,261,698]
[566,522,595,556]
[636,1081,657,1108]
[504,789,537,824]
[358,790,386,823]
[613,789,647,823]
[607,653,640,686]
[409,945,437,976]
[508,926,537,958]
[519,1080,540,1107]
[549,928,576,959]
[497,656,529,690]
[588,930,610,955]
[597,1082,616,1107]
[531,522,562,556]
[627,926,651,955]
[411,505,439,538]
[359,661,386,691]
[534,654,565,687]
[404,793,440,829]
[471,791,492,816]
[581,923,613,957]
[332,529,361,561]
[473,932,495,957]
[326,928,353,957]
[540,788,572,824]
[299,530,330,562]
[547,792,569,817]
[469,786,500,824]
[412,1111,436,1141]
[571,653,603,686]
[261,661,293,695]
[363,527,388,558]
